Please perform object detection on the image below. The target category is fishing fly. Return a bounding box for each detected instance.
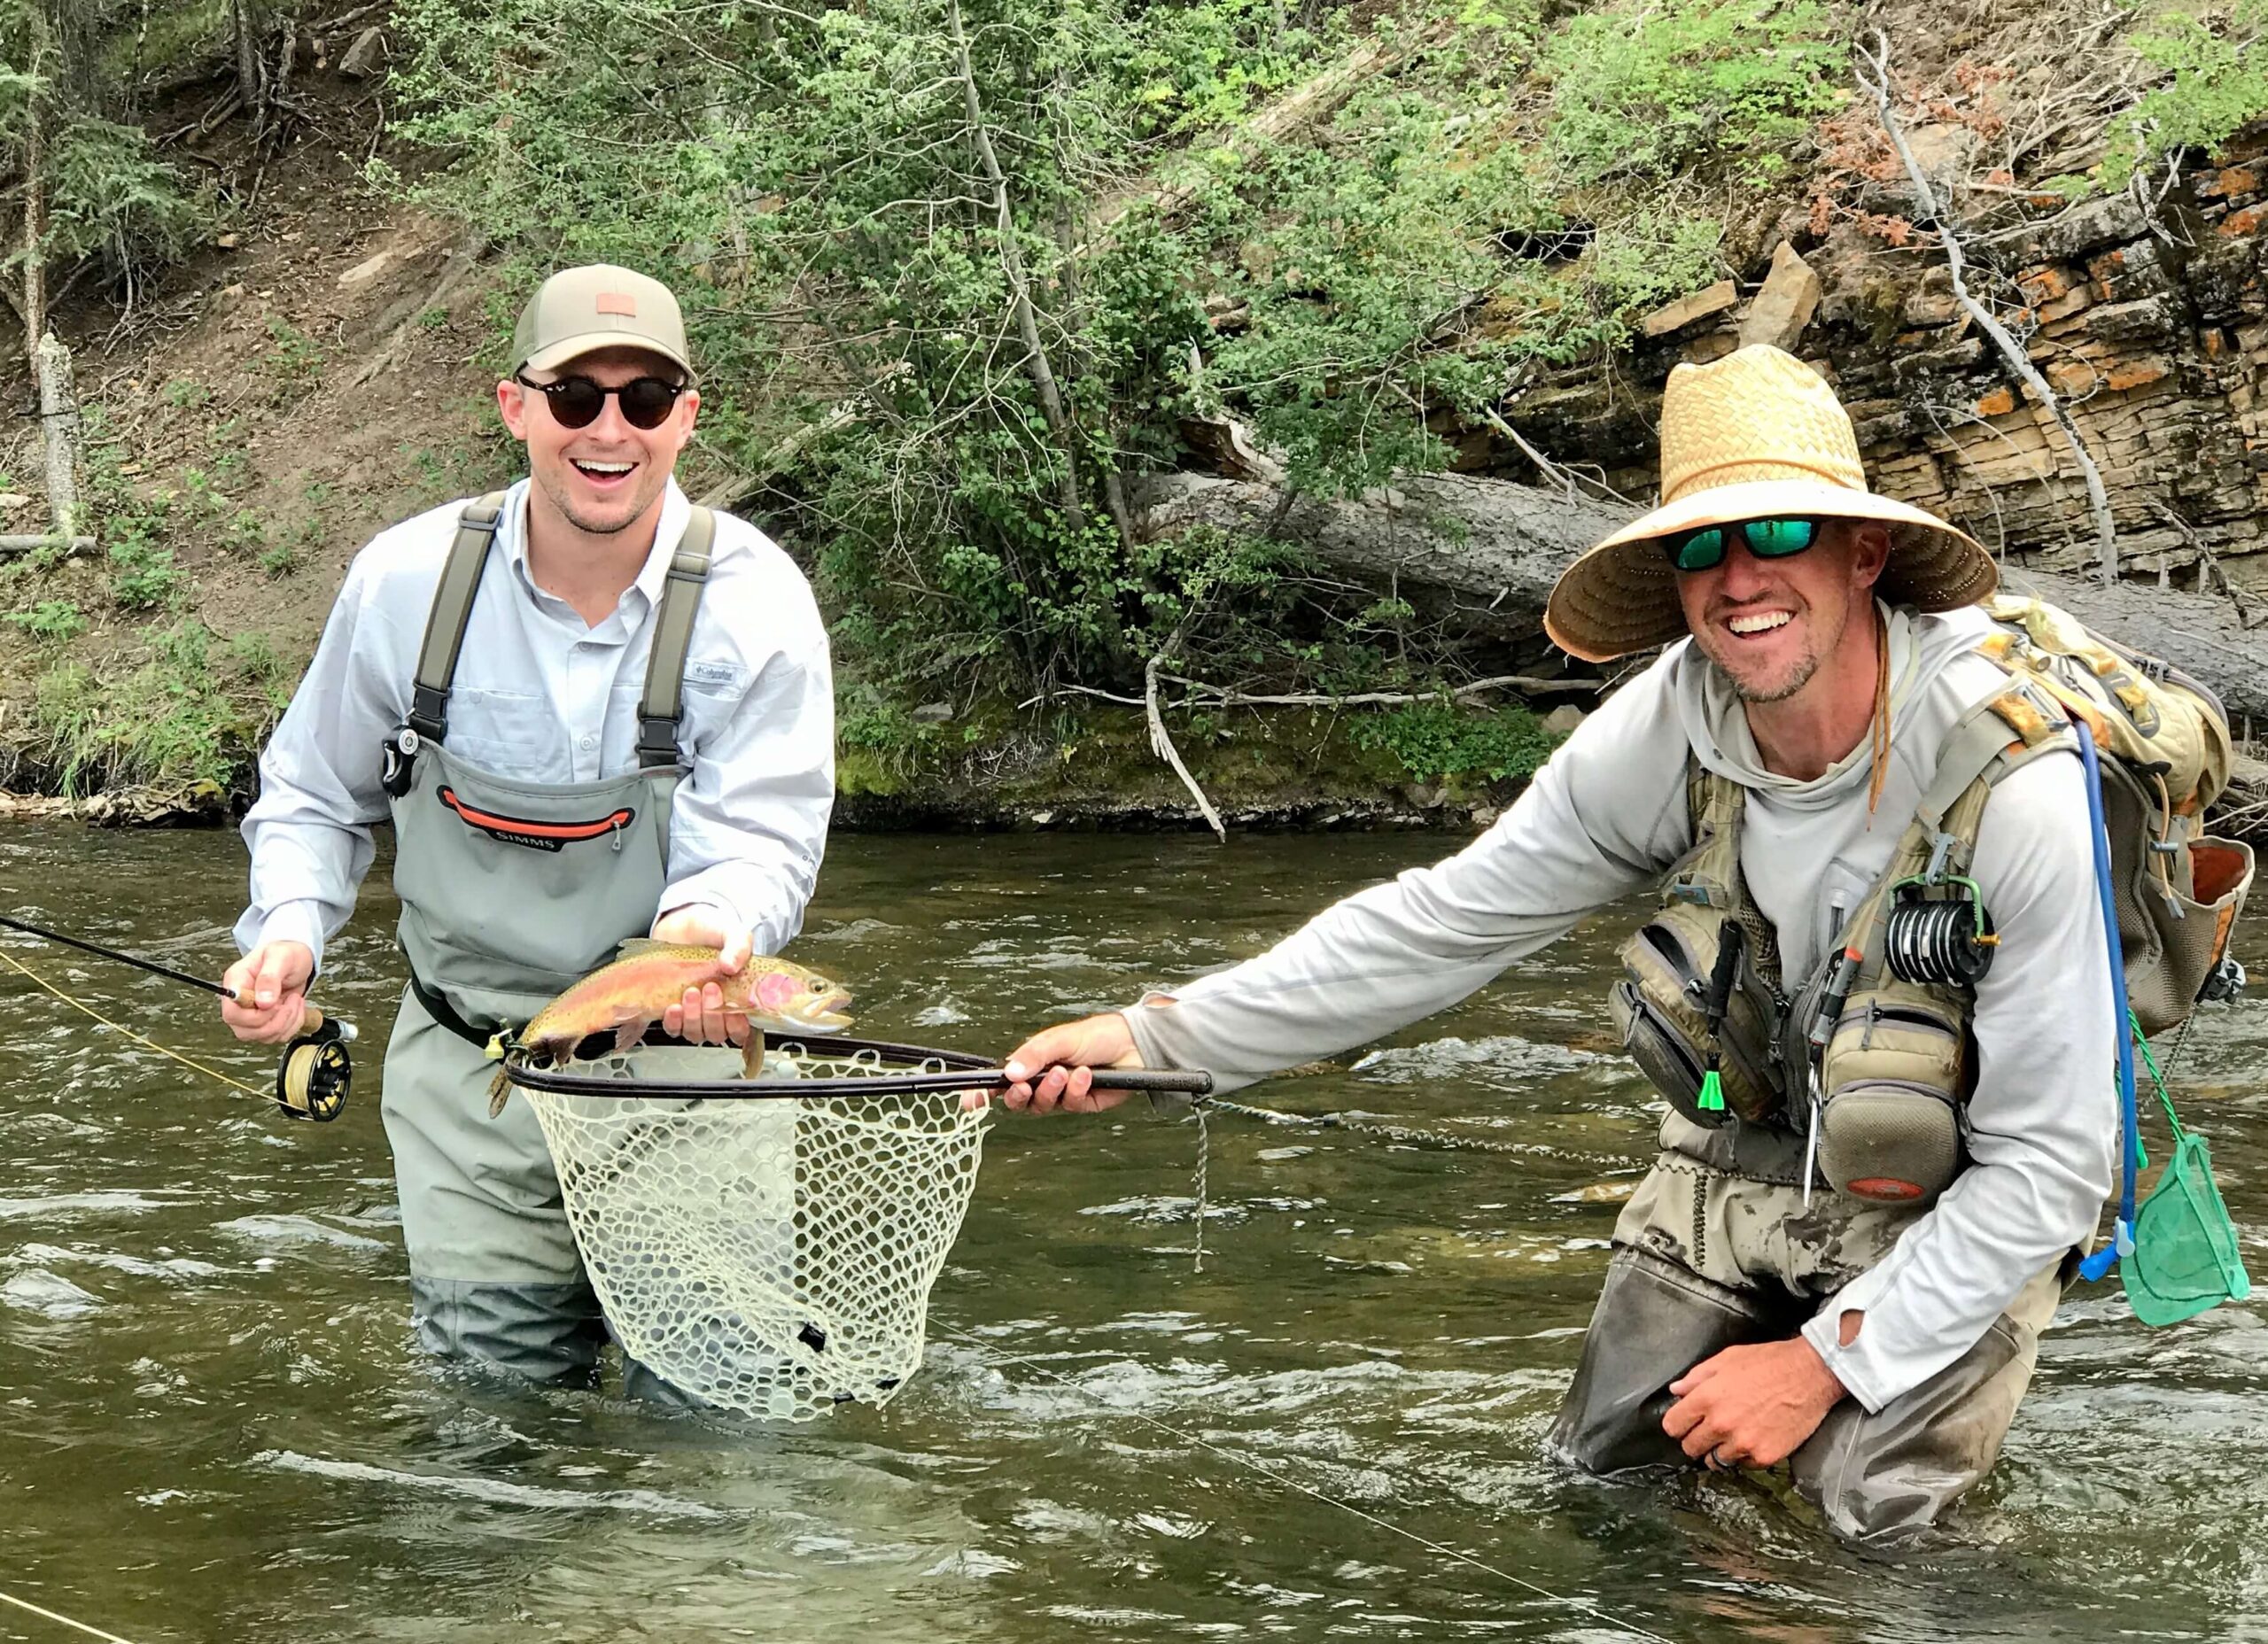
[0,911,357,1121]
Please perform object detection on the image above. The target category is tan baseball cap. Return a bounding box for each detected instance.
[509,264,695,383]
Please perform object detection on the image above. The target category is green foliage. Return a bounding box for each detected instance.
[1543,0,1844,186]
[43,114,206,283]
[21,620,288,795]
[160,376,209,409]
[1350,700,1561,783]
[108,529,181,609]
[2101,0,2268,189]
[376,0,1803,706]
[5,598,84,641]
[261,316,325,395]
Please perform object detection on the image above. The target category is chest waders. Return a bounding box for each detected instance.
[376,492,717,1384]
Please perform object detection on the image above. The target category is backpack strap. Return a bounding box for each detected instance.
[408,491,510,743]
[1842,679,2072,979]
[634,505,718,771]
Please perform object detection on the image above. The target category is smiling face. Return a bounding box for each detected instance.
[497,345,699,543]
[1672,518,1890,704]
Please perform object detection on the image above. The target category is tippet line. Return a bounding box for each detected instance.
[928,1317,1678,1644]
[0,946,271,1103]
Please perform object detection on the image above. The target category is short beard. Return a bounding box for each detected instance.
[1727,649,1823,704]
[538,466,664,537]
[1707,599,1844,703]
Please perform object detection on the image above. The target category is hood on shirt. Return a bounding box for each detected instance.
[1668,601,1997,815]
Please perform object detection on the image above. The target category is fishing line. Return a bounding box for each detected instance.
[0,1584,144,1644]
[1202,1095,1630,1164]
[0,947,270,1103]
[928,1316,1677,1644]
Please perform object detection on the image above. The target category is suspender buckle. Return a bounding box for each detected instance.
[408,684,449,744]
[382,727,419,798]
[636,716,681,770]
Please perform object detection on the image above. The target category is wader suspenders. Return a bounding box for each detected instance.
[384,493,719,790]
[635,506,716,770]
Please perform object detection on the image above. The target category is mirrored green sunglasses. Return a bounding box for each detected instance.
[1661,516,1821,572]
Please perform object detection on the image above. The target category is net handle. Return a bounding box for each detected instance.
[501,1043,1215,1101]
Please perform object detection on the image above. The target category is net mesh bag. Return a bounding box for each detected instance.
[520,1045,990,1418]
[2126,1131,2252,1329]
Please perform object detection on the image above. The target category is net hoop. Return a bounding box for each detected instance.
[500,1033,1213,1101]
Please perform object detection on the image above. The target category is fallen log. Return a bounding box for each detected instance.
[1137,469,2268,723]
[1136,469,1626,646]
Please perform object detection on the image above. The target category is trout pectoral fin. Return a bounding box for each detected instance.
[741,1029,765,1082]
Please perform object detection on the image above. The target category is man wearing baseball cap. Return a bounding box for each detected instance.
[998,345,2117,1543]
[221,265,835,1391]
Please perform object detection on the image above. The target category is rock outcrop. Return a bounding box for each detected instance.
[1487,124,2268,601]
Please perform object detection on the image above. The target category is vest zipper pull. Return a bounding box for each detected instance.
[610,816,626,853]
[1695,922,1745,1117]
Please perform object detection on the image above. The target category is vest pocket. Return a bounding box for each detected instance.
[1818,995,1968,1206]
[1818,1080,1962,1206]
[1614,903,1783,1125]
[1611,980,1717,1128]
[1820,996,1966,1093]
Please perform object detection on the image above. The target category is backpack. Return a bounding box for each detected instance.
[1976,594,2252,1031]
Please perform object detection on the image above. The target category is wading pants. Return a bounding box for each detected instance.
[384,985,709,1403]
[383,984,608,1382]
[1547,1151,2063,1547]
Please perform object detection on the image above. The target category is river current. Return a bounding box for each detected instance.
[0,825,2264,1642]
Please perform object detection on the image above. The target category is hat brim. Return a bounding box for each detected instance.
[520,330,695,383]
[1542,477,1995,663]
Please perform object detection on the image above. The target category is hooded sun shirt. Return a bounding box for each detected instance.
[1123,602,2115,1412]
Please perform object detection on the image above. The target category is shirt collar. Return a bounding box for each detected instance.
[499,477,692,626]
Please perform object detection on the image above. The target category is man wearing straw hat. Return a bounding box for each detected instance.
[1001,345,2116,1545]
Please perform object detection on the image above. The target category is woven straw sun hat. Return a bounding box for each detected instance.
[1542,345,1995,663]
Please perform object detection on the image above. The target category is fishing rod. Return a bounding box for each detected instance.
[0,911,356,1122]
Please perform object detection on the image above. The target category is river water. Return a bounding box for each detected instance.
[0,825,2264,1643]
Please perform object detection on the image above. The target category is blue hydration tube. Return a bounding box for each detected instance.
[2075,717,2140,1283]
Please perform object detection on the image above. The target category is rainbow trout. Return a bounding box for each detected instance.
[486,940,853,1114]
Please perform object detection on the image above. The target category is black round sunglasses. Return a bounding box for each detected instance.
[1660,516,1821,573]
[515,372,687,431]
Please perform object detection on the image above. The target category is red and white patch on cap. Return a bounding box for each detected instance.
[595,291,638,317]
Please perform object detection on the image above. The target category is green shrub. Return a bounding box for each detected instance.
[5,600,86,642]
[1351,701,1560,784]
[2102,0,2268,189]
[1544,0,1843,186]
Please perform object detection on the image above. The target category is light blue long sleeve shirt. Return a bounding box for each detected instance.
[1124,606,2116,1411]
[235,478,835,970]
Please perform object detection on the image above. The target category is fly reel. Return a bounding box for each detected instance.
[276,1011,355,1122]
[1883,875,1999,989]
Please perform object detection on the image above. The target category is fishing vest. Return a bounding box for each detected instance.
[1611,596,2253,1207]
[380,491,718,1039]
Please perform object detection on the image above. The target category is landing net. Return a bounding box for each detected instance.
[513,1039,992,1420]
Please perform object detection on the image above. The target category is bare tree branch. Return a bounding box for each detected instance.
[1856,28,2121,584]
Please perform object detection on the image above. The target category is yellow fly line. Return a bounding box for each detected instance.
[0,946,270,1104]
